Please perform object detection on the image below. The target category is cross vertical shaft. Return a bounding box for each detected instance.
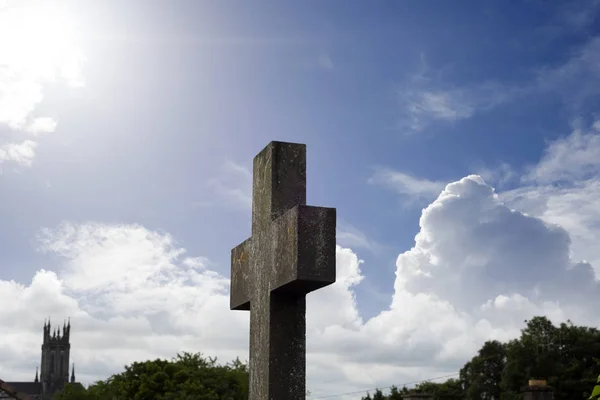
[251,141,306,233]
[230,141,336,400]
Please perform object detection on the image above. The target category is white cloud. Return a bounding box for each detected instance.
[393,175,596,310]
[399,32,600,133]
[523,122,600,184]
[25,117,58,135]
[400,80,517,132]
[535,37,600,114]
[0,2,85,167]
[0,140,37,167]
[369,167,446,201]
[4,165,599,397]
[0,222,371,398]
[403,89,474,131]
[501,121,600,276]
[4,125,600,397]
[1,223,248,384]
[473,162,517,189]
[396,56,517,133]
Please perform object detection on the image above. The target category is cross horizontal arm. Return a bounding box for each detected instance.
[271,205,336,295]
[230,238,252,310]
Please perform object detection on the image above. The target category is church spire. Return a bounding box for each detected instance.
[70,363,75,383]
[35,367,39,383]
[64,317,71,339]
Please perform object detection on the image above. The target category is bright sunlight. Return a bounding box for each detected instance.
[0,1,85,133]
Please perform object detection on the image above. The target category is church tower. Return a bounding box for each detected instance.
[40,319,71,396]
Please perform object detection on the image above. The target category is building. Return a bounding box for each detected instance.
[521,379,554,400]
[0,320,81,400]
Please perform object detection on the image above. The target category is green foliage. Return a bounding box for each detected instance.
[52,383,90,400]
[501,317,600,399]
[415,378,464,399]
[589,374,600,400]
[460,340,506,399]
[387,385,406,399]
[54,352,248,400]
[361,316,600,400]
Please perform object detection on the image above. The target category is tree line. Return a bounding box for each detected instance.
[54,352,248,400]
[362,316,600,399]
[53,316,599,399]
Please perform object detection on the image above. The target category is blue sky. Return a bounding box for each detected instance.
[2,0,600,398]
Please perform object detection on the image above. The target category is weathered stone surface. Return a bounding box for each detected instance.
[230,141,336,400]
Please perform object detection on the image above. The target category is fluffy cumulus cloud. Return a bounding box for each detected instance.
[391,174,598,332]
[0,223,246,384]
[321,123,600,394]
[394,175,592,308]
[0,140,37,167]
[503,121,600,278]
[3,126,600,398]
[0,1,84,167]
[0,222,368,397]
[319,171,598,392]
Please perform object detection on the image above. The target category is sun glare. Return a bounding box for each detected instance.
[0,3,85,87]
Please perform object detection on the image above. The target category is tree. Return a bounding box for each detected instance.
[372,388,385,400]
[460,340,506,399]
[53,383,93,400]
[54,352,248,400]
[361,316,600,400]
[501,317,600,399]
[414,379,464,400]
[387,385,405,399]
[589,374,600,400]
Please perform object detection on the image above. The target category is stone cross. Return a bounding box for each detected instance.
[230,141,336,400]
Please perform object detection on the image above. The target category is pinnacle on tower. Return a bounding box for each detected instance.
[43,321,48,343]
[70,363,75,383]
[35,367,39,383]
[65,317,71,337]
